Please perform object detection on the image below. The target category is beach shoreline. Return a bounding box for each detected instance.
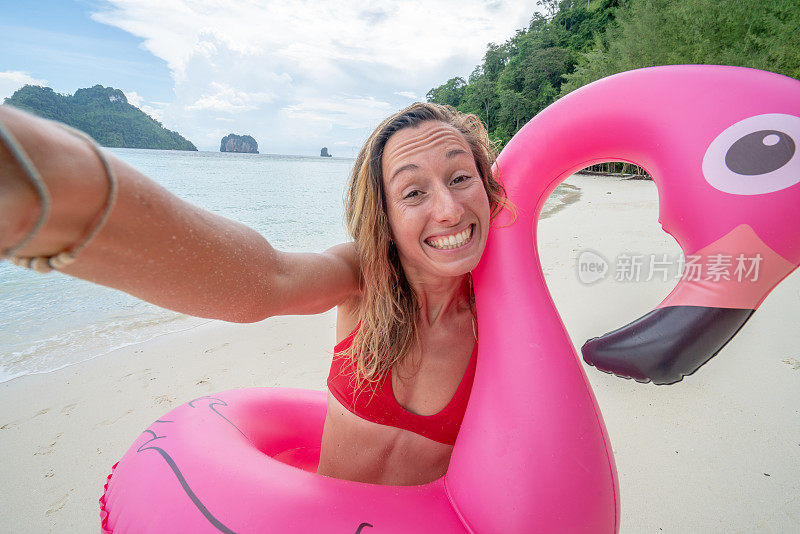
[1,173,797,532]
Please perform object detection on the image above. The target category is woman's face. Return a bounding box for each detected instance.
[381,121,490,282]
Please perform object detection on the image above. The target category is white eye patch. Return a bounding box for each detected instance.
[702,113,800,195]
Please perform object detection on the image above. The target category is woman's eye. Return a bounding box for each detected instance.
[404,190,422,199]
[452,175,470,185]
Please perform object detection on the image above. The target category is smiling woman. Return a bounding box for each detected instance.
[1,97,616,533]
[318,104,509,484]
[0,101,512,486]
[92,66,799,533]
[383,123,490,276]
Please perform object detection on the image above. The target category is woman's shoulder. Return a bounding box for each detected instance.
[328,242,363,342]
[325,242,362,284]
[324,241,358,264]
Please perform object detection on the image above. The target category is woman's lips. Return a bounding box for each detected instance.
[425,225,474,250]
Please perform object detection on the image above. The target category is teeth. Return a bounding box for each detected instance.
[427,226,473,250]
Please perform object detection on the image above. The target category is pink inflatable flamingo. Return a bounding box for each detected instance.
[100,65,799,532]
[576,67,800,384]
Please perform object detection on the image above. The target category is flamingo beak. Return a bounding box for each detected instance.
[582,224,797,384]
[582,306,754,384]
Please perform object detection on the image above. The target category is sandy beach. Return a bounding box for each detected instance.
[1,173,798,533]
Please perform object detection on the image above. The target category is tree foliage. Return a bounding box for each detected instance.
[4,85,197,151]
[425,77,466,108]
[428,0,619,148]
[562,0,800,93]
[427,0,799,175]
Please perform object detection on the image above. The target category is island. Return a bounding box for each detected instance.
[221,134,259,154]
[320,147,332,157]
[4,85,197,150]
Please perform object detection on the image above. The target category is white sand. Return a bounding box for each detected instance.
[1,173,797,532]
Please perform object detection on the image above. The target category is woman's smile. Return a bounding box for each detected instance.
[425,224,475,250]
[382,121,491,280]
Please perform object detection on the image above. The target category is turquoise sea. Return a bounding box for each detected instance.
[0,149,575,383]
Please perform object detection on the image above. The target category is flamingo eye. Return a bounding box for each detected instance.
[702,113,800,195]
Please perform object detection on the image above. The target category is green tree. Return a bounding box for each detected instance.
[426,0,624,146]
[497,89,532,133]
[561,0,800,95]
[426,77,467,107]
[482,43,510,81]
[462,75,498,132]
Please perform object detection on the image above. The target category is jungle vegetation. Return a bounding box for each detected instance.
[426,0,799,176]
[4,84,197,151]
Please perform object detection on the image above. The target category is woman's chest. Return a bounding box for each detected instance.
[391,329,475,417]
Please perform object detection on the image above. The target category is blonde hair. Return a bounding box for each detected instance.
[342,102,508,389]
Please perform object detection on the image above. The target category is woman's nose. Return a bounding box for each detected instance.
[432,188,464,223]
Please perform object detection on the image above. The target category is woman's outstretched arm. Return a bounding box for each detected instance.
[0,105,360,322]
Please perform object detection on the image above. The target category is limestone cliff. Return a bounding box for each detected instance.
[220,134,259,154]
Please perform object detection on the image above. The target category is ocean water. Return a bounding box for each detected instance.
[0,149,575,383]
[0,149,353,383]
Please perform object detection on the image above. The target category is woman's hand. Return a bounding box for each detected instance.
[0,105,360,322]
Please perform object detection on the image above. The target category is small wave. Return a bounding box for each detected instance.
[0,314,213,384]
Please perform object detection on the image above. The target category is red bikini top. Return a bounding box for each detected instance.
[326,325,477,446]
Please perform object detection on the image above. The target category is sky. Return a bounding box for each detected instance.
[1,0,542,155]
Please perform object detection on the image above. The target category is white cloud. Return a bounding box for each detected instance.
[91,0,540,152]
[394,91,420,100]
[0,71,48,101]
[123,90,165,123]
[186,82,278,112]
[123,90,144,107]
[281,96,393,130]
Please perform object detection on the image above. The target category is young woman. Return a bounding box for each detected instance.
[0,102,507,486]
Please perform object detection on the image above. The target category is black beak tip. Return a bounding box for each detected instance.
[581,306,755,385]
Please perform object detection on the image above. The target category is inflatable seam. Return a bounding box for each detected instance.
[443,475,476,534]
[98,461,118,534]
[588,395,620,533]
